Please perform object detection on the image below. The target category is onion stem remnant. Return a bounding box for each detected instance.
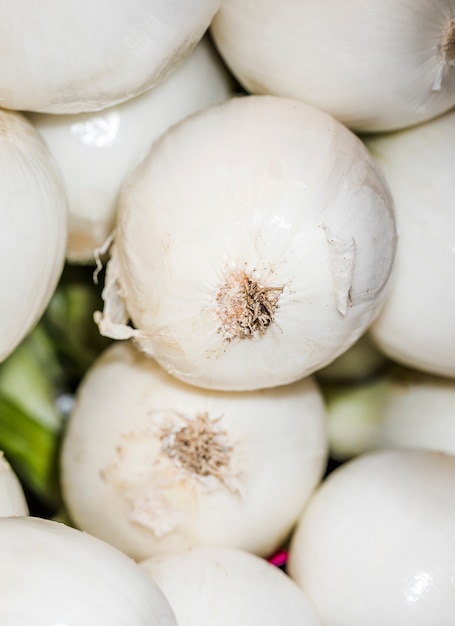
[216,269,283,340]
[160,412,233,482]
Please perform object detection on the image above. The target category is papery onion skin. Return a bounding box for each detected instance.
[60,340,328,561]
[140,547,324,626]
[288,449,455,626]
[0,0,220,113]
[27,37,236,264]
[97,95,396,391]
[0,516,177,626]
[0,109,67,363]
[210,0,455,132]
[0,453,29,517]
[366,108,455,378]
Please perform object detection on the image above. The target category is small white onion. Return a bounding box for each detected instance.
[366,107,455,378]
[210,0,455,132]
[0,452,29,517]
[140,547,323,626]
[27,37,236,264]
[0,516,177,625]
[288,449,455,626]
[95,95,397,391]
[0,0,221,113]
[0,108,67,363]
[60,340,328,561]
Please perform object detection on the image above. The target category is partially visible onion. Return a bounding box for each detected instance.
[366,107,455,378]
[210,0,455,132]
[27,37,236,264]
[0,452,29,517]
[288,449,455,626]
[0,0,220,113]
[0,516,177,625]
[140,547,323,626]
[323,367,455,461]
[0,108,67,363]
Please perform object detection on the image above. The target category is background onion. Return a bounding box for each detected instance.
[0,0,220,113]
[0,108,67,363]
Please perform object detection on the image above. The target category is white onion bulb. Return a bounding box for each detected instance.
[366,107,455,378]
[288,449,455,626]
[140,547,323,626]
[95,95,397,391]
[210,0,455,132]
[325,368,455,461]
[0,516,177,625]
[61,340,328,561]
[0,108,67,363]
[0,453,29,517]
[0,0,220,113]
[27,37,236,264]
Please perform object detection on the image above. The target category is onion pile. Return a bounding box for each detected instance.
[2,2,455,625]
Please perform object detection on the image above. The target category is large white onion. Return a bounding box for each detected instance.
[0,0,220,113]
[140,547,323,626]
[366,107,455,378]
[27,37,236,264]
[0,453,28,517]
[0,516,177,625]
[210,0,455,132]
[288,449,455,626]
[60,340,328,561]
[95,95,397,391]
[0,108,67,363]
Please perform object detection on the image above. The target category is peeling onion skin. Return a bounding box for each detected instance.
[210,0,455,132]
[366,108,455,378]
[288,450,455,626]
[0,109,67,363]
[140,547,324,626]
[60,340,328,561]
[96,95,397,391]
[0,453,29,517]
[0,516,177,626]
[27,37,236,264]
[0,0,220,114]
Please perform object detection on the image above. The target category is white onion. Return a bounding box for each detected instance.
[0,108,67,363]
[210,0,455,132]
[0,453,28,517]
[140,547,323,626]
[60,340,328,561]
[0,516,177,625]
[0,0,220,113]
[95,95,397,391]
[325,367,455,461]
[288,449,455,626]
[27,37,235,264]
[366,107,455,378]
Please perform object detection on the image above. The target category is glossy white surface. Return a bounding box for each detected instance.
[288,450,455,625]
[29,38,234,262]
